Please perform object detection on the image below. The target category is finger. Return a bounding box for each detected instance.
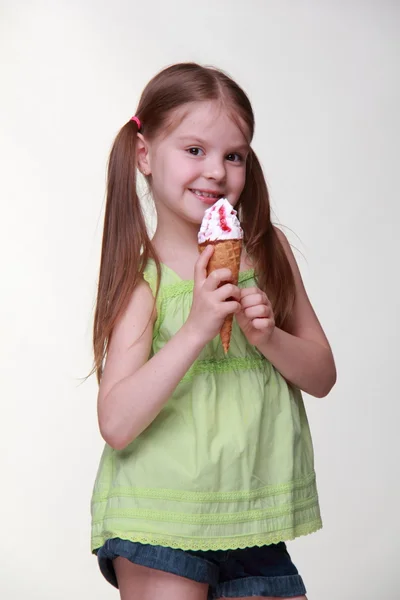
[234,308,248,324]
[240,287,260,298]
[221,299,241,315]
[241,293,269,309]
[244,304,270,320]
[194,245,214,284]
[203,268,233,291]
[215,283,241,302]
[252,318,274,330]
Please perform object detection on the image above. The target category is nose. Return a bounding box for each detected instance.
[204,156,226,182]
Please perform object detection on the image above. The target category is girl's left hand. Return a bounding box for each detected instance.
[235,287,275,347]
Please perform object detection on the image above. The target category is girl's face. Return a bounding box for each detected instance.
[139,101,250,228]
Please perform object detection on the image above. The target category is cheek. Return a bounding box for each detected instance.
[153,155,180,187]
[231,168,247,196]
[164,153,193,181]
[175,158,201,186]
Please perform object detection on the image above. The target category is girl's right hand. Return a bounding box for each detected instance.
[184,245,241,346]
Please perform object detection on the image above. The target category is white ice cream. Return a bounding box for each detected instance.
[198,198,243,243]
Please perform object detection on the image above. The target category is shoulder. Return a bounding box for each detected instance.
[273,226,301,278]
[273,224,306,301]
[113,277,156,341]
[273,226,332,349]
[274,226,294,256]
[273,225,305,303]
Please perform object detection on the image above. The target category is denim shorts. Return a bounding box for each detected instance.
[95,538,306,599]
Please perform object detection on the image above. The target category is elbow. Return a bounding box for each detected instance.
[98,390,138,450]
[100,429,132,451]
[99,425,124,451]
[313,385,333,399]
[313,366,337,398]
[104,436,130,452]
[98,416,135,451]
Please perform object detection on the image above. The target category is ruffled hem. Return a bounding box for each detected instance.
[92,518,322,552]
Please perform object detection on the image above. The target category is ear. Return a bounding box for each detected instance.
[136,133,152,176]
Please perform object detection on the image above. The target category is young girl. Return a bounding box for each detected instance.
[90,62,336,600]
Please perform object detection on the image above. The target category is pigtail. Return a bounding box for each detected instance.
[92,120,158,383]
[239,149,296,330]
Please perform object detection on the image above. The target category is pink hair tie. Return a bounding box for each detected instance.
[131,116,141,130]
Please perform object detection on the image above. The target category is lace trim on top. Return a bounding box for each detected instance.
[181,356,266,382]
[92,519,323,552]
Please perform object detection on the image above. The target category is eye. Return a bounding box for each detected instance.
[187,147,205,156]
[226,153,243,163]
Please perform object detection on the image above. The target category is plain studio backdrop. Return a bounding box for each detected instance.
[1,1,399,598]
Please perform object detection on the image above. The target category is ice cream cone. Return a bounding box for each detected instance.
[198,239,242,353]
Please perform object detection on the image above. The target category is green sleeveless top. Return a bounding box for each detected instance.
[91,260,322,552]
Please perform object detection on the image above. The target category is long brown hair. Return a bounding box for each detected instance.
[92,63,295,382]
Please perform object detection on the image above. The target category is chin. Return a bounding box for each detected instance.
[187,213,204,227]
[182,205,208,226]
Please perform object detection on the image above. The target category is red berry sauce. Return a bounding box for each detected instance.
[218,205,232,233]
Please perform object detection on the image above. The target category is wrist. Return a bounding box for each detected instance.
[180,321,208,353]
[255,326,279,357]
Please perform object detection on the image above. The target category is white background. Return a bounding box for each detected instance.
[1,1,399,598]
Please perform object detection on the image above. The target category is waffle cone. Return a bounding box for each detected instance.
[198,239,242,353]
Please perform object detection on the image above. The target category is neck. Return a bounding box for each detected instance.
[152,212,200,265]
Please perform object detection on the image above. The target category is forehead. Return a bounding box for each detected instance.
[164,101,250,145]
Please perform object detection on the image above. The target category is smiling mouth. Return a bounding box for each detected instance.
[190,189,224,200]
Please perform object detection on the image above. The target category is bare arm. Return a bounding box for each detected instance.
[257,328,336,398]
[97,246,241,450]
[238,228,336,398]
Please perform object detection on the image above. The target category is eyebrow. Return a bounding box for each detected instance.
[176,136,250,152]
